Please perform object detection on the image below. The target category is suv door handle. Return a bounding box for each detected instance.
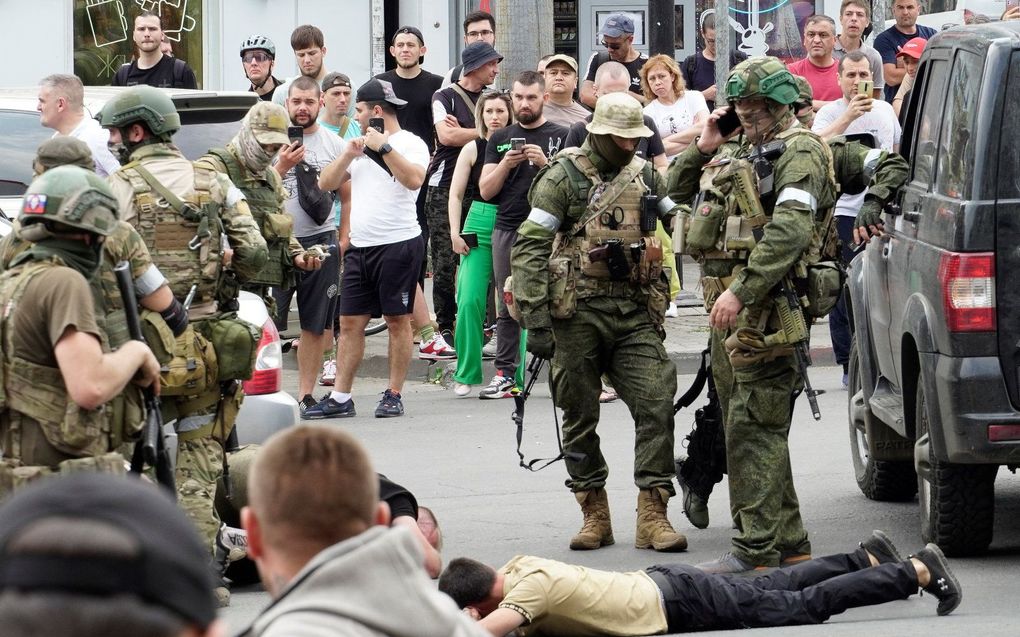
[903,209,921,223]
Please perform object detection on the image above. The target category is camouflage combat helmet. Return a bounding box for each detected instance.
[33,136,94,175]
[240,34,276,58]
[725,57,800,105]
[585,92,654,139]
[18,165,118,239]
[96,85,181,141]
[793,75,813,109]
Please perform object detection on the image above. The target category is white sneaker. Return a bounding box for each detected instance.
[419,333,457,360]
[482,335,497,360]
[479,373,516,399]
[454,382,473,397]
[665,302,679,318]
[319,359,336,385]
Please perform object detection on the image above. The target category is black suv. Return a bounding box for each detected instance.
[847,23,1020,556]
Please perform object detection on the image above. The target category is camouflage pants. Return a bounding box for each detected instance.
[712,328,810,567]
[177,435,224,556]
[551,302,677,493]
[424,186,458,332]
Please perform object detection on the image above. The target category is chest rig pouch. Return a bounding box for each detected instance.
[203,149,293,289]
[122,162,225,307]
[0,261,112,460]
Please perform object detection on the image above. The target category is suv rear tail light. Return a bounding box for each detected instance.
[242,318,282,396]
[939,252,995,332]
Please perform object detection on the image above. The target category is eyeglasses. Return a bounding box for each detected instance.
[242,52,271,64]
[466,29,494,39]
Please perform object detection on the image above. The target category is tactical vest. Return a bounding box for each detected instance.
[0,260,116,462]
[119,159,225,306]
[202,148,293,288]
[551,149,663,300]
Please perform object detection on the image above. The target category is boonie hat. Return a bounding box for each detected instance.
[896,37,927,60]
[392,25,425,45]
[356,78,408,108]
[0,473,217,629]
[461,41,503,74]
[601,13,635,38]
[545,53,578,72]
[586,92,653,139]
[322,71,352,92]
[246,101,290,145]
[34,136,94,173]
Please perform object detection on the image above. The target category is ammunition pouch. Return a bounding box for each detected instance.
[547,257,577,319]
[647,269,671,338]
[197,314,261,381]
[803,260,844,318]
[1,452,126,500]
[107,387,146,449]
[700,274,736,312]
[723,327,794,368]
[142,311,217,397]
[686,195,727,252]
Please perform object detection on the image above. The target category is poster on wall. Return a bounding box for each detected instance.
[73,0,203,87]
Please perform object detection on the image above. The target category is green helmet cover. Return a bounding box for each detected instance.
[96,85,181,141]
[725,57,800,105]
[793,75,813,108]
[20,165,118,237]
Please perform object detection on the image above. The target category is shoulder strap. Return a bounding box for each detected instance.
[338,115,350,138]
[131,163,189,214]
[114,63,130,86]
[561,153,647,243]
[449,83,478,117]
[205,148,245,185]
[172,57,188,86]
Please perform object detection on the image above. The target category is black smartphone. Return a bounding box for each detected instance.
[460,232,479,248]
[287,125,303,146]
[368,117,384,133]
[716,107,742,137]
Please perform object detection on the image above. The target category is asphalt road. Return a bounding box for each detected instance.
[222,363,1020,635]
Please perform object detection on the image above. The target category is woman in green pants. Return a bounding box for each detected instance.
[448,92,515,397]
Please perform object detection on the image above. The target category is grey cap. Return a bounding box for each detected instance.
[355,78,408,108]
[601,13,635,38]
[461,41,503,74]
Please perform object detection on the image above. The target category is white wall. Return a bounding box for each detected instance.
[0,0,71,86]
[398,0,453,77]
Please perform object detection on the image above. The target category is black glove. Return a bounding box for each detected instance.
[526,327,555,360]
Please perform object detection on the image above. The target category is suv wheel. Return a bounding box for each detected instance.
[848,337,917,501]
[915,383,997,556]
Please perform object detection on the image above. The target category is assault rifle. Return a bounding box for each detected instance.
[512,354,584,471]
[774,275,822,420]
[114,261,177,491]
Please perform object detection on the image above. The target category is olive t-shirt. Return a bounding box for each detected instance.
[9,265,102,367]
[499,555,667,636]
[484,121,568,232]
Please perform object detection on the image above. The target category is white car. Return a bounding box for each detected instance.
[0,86,298,443]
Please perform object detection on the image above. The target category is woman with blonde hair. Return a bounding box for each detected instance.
[447,91,515,397]
[640,54,709,159]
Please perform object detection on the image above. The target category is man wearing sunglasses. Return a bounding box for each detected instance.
[241,35,283,101]
[580,13,648,108]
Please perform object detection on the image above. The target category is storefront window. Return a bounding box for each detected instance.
[692,0,821,62]
[73,0,203,87]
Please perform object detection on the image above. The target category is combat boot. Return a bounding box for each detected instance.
[569,489,614,550]
[635,487,688,552]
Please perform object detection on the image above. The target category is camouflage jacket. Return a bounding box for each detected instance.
[828,136,909,205]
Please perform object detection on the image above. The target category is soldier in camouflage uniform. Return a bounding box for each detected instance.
[98,86,268,602]
[675,75,909,531]
[0,166,161,496]
[511,92,687,553]
[667,57,838,573]
[197,101,321,307]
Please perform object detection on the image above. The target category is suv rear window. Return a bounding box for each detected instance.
[0,111,54,197]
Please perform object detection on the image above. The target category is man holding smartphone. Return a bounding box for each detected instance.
[273,76,345,411]
[478,70,567,399]
[812,50,901,388]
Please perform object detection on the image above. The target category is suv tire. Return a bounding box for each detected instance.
[848,337,917,501]
[915,383,997,556]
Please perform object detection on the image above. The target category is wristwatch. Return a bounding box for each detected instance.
[378,143,393,156]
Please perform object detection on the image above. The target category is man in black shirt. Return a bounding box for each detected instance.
[424,41,502,341]
[113,11,197,89]
[478,70,567,399]
[240,34,283,101]
[680,11,746,111]
[580,13,647,108]
[375,26,444,155]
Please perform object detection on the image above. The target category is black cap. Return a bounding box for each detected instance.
[0,474,217,629]
[461,41,503,74]
[392,25,424,45]
[355,78,408,108]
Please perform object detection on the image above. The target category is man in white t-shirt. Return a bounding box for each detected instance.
[310,79,429,420]
[813,50,900,386]
[36,74,120,177]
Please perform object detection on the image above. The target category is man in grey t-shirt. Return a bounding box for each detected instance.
[832,0,885,96]
[272,76,345,410]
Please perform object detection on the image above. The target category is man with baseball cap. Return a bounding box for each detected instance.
[311,78,430,420]
[376,27,443,155]
[541,53,590,126]
[422,41,504,352]
[0,473,221,637]
[581,13,648,108]
[892,37,926,117]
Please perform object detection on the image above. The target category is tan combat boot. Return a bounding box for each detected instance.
[635,487,688,552]
[569,488,615,550]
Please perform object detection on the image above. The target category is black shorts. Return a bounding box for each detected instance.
[271,231,339,333]
[340,235,424,317]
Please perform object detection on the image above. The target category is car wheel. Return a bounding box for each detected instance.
[915,382,997,556]
[848,337,916,501]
